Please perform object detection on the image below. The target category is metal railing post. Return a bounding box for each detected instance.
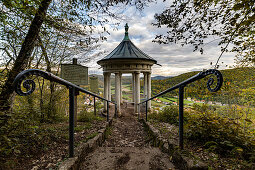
[145,101,148,121]
[107,101,109,122]
[94,96,96,116]
[179,85,184,150]
[115,103,117,118]
[69,86,75,157]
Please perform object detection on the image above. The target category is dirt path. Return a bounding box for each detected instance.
[79,102,176,170]
[102,116,149,147]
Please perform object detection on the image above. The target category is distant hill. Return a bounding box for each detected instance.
[90,67,255,105]
[90,74,133,87]
[91,74,171,86]
[151,67,255,105]
[152,76,172,80]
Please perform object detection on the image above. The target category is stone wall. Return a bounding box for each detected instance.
[58,118,113,170]
[141,119,208,170]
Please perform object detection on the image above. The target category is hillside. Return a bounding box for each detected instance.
[151,67,255,105]
[92,67,255,105]
[152,76,172,80]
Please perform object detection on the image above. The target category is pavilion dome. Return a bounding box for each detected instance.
[97,23,157,65]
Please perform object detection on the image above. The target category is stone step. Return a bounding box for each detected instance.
[79,147,175,170]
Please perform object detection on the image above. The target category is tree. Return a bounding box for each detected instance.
[0,0,154,112]
[153,0,255,65]
[0,0,52,112]
[0,0,103,120]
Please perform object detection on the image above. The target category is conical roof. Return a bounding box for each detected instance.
[97,24,157,64]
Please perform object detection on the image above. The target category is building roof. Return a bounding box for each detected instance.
[97,23,157,64]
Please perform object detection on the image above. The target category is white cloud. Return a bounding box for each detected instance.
[86,0,236,77]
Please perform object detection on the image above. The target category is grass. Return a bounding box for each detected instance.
[105,127,112,139]
[74,123,92,132]
[78,110,104,122]
[158,97,171,102]
[122,93,132,100]
[151,100,165,107]
[82,132,98,143]
[122,84,130,88]
[165,97,178,102]
[158,97,194,105]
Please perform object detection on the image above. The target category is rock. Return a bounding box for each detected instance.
[31,166,39,170]
[46,163,53,168]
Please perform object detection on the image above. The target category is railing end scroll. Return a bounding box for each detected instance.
[13,69,51,96]
[202,69,223,92]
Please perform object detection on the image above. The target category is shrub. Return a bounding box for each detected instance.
[78,108,103,122]
[151,103,255,161]
[185,110,255,159]
[192,103,209,113]
[149,106,180,125]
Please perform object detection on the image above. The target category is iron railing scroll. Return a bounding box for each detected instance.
[13,69,117,158]
[138,69,223,149]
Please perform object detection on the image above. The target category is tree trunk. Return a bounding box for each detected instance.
[0,0,52,112]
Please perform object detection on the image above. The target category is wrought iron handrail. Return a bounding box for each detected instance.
[13,69,117,158]
[138,69,223,149]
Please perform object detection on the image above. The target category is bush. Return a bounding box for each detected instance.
[185,110,255,159]
[151,103,255,161]
[192,103,209,113]
[149,106,180,125]
[78,108,103,122]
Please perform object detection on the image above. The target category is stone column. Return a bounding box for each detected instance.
[132,73,135,103]
[120,73,123,104]
[108,73,111,101]
[143,72,148,98]
[103,72,109,111]
[115,72,121,116]
[134,72,140,113]
[147,72,151,109]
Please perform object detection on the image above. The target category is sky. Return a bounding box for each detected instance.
[84,0,236,77]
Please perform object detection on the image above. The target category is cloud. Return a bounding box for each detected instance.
[84,0,236,77]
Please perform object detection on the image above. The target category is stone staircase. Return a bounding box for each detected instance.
[79,147,174,170]
[78,105,176,170]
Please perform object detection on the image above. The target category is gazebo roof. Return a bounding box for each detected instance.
[97,24,157,64]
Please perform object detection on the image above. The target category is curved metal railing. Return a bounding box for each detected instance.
[13,69,117,157]
[138,69,223,149]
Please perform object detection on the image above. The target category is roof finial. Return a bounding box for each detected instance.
[124,23,129,40]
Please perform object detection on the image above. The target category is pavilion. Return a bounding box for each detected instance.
[97,24,157,116]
